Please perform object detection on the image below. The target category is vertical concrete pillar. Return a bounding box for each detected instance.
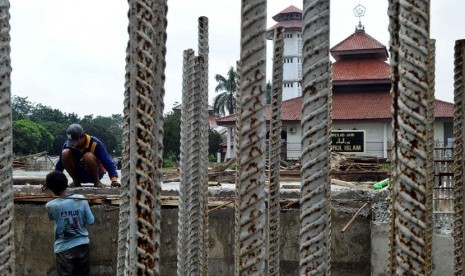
[268,26,284,276]
[390,0,433,274]
[116,40,131,275]
[177,48,195,276]
[300,0,332,274]
[453,39,465,275]
[387,0,400,274]
[0,1,14,274]
[235,0,267,274]
[198,17,210,275]
[185,55,206,275]
[126,0,167,274]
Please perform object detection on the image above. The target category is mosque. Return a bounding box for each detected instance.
[216,5,454,160]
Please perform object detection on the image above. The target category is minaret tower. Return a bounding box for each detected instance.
[267,6,303,101]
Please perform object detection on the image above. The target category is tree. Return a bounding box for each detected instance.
[13,119,53,155]
[80,115,122,156]
[41,121,68,155]
[208,129,222,156]
[12,96,33,120]
[266,81,272,104]
[163,111,181,160]
[213,66,237,116]
[30,103,68,123]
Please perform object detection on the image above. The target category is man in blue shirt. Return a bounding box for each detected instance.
[45,170,94,275]
[55,123,120,187]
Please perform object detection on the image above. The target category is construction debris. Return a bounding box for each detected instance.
[13,152,55,171]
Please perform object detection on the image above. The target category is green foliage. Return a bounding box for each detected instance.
[10,96,218,162]
[208,129,222,156]
[163,111,181,160]
[214,66,237,116]
[12,96,33,120]
[266,81,272,104]
[13,119,53,155]
[208,154,217,162]
[30,103,67,123]
[41,121,71,155]
[80,115,122,156]
[11,96,122,156]
[163,158,176,168]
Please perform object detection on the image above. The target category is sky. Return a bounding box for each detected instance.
[9,0,465,117]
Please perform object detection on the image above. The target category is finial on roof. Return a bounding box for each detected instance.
[353,4,366,31]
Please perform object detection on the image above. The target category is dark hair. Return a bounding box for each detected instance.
[45,171,68,195]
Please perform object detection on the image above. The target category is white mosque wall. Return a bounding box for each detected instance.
[281,121,449,160]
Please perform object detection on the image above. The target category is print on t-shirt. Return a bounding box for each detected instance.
[61,210,80,238]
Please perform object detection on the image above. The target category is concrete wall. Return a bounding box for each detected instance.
[16,185,456,275]
[14,204,119,276]
[283,122,452,159]
[371,222,454,276]
[14,204,369,275]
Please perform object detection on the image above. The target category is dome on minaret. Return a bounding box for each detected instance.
[266,5,302,39]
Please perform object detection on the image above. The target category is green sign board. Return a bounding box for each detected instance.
[331,130,365,153]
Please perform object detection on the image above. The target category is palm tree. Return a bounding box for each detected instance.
[213,66,237,116]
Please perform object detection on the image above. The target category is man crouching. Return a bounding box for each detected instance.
[55,123,120,187]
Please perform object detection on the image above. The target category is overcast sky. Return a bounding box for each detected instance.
[9,0,465,117]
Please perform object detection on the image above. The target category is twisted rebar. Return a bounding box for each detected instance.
[198,17,210,275]
[186,56,206,275]
[268,26,284,276]
[151,1,167,275]
[235,0,267,274]
[177,48,195,276]
[126,0,165,274]
[300,0,332,274]
[387,1,400,274]
[0,1,14,274]
[453,39,465,275]
[393,0,432,273]
[116,40,131,275]
[424,38,435,274]
[234,59,242,276]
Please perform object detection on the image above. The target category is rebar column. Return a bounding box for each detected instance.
[391,0,432,273]
[126,0,166,274]
[268,26,284,276]
[234,59,242,275]
[299,0,332,274]
[198,17,209,275]
[185,55,207,275]
[0,1,14,274]
[453,39,465,275]
[177,48,195,276]
[235,0,267,274]
[116,40,131,275]
[150,0,167,274]
[235,59,241,164]
[424,38,435,274]
[387,1,400,274]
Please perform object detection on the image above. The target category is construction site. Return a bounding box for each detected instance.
[9,148,455,275]
[1,0,464,275]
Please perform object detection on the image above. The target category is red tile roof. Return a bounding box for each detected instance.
[331,30,385,52]
[331,30,388,61]
[272,5,302,20]
[267,20,302,32]
[216,94,453,125]
[332,60,390,82]
[217,28,453,127]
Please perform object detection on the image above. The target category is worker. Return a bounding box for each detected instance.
[44,170,94,275]
[55,123,120,187]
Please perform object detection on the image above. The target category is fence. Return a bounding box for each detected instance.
[433,146,454,214]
